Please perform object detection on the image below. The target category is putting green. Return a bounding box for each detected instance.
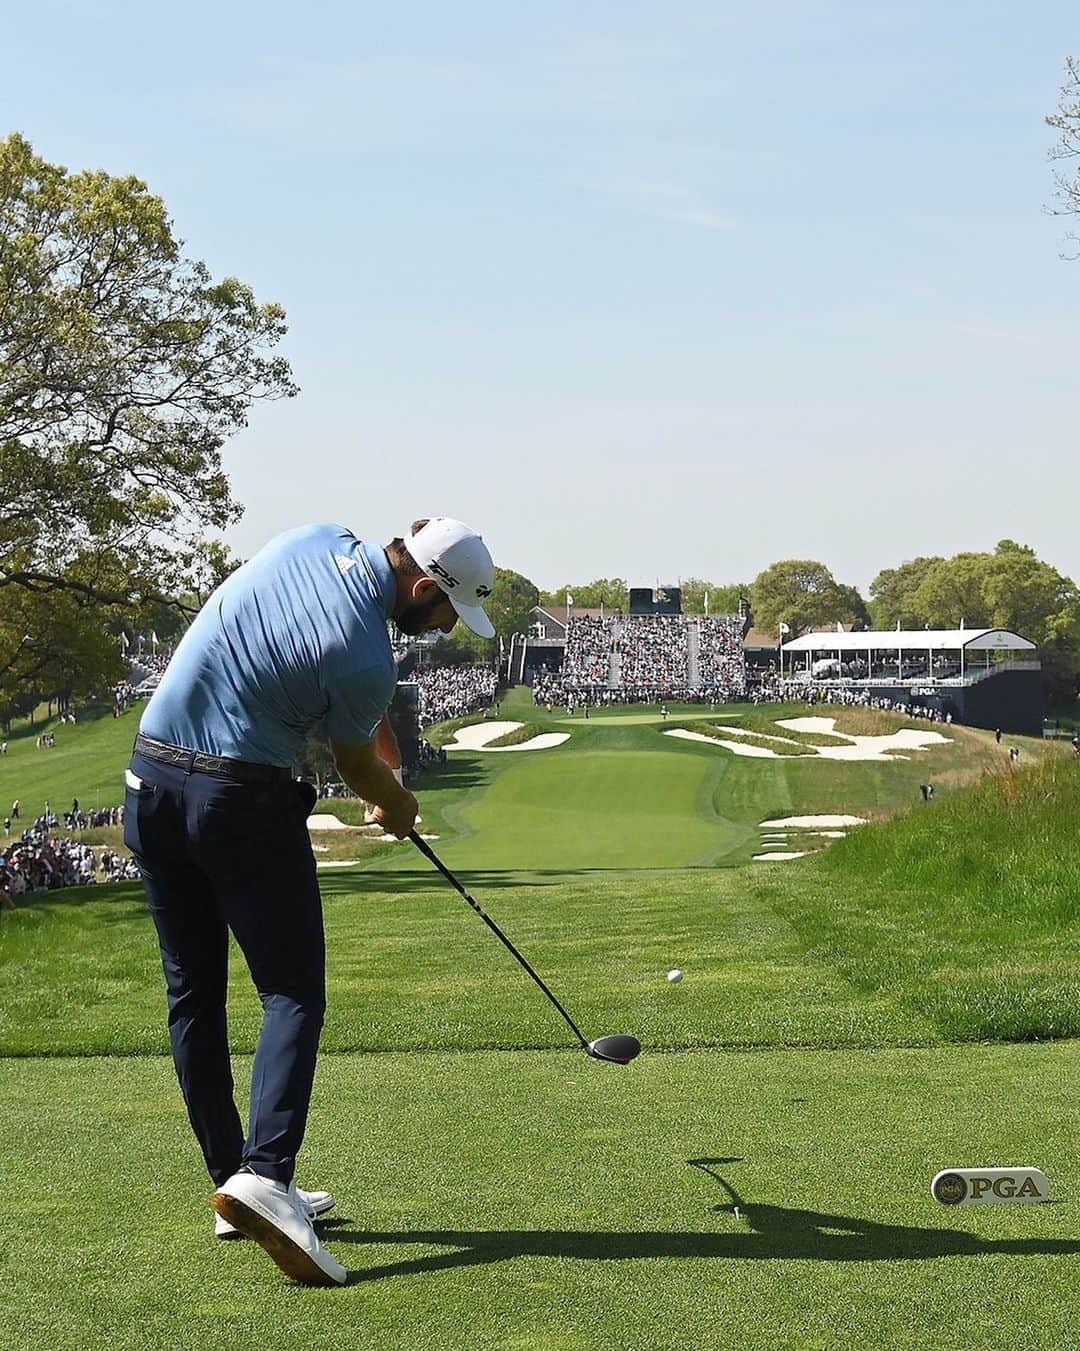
[554,709,730,726]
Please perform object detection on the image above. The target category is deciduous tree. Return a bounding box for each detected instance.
[868,557,944,628]
[538,579,628,609]
[0,133,296,616]
[749,560,867,636]
[1047,55,1080,254]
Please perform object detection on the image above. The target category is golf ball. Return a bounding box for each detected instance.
[667,969,683,983]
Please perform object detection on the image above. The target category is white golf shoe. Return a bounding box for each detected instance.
[213,1170,347,1285]
[215,1183,335,1239]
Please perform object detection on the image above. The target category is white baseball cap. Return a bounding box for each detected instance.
[407,517,496,638]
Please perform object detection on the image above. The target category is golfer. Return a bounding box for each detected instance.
[124,518,496,1285]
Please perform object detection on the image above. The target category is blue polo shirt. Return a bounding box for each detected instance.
[141,525,397,767]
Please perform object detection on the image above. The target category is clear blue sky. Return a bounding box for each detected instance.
[6,2,1078,593]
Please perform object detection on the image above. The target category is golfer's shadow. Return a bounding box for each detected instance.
[322,1157,1079,1284]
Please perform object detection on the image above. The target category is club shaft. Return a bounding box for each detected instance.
[408,831,589,1048]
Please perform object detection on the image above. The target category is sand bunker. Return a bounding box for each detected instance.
[775,717,839,735]
[753,809,868,861]
[759,815,867,828]
[314,830,440,863]
[664,729,778,757]
[665,717,950,763]
[446,721,570,752]
[308,814,356,831]
[776,718,951,761]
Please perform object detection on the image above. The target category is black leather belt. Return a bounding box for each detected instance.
[134,733,292,785]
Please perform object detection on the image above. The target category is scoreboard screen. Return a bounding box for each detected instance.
[629,587,682,616]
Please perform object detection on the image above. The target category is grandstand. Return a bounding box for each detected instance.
[523,607,747,703]
[776,628,1043,735]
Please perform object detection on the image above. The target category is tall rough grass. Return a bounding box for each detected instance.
[767,757,1080,1041]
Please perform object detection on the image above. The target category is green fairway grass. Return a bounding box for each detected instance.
[2,688,1077,1347]
[0,865,935,1057]
[2,1045,1078,1350]
[435,746,741,869]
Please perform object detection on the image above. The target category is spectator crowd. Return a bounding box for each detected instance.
[532,613,967,724]
[748,677,954,723]
[539,613,748,705]
[561,616,617,685]
[1,807,140,907]
[112,681,138,715]
[415,665,498,728]
[697,616,746,701]
[618,616,690,690]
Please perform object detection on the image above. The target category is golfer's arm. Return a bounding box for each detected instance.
[374,712,401,773]
[330,738,407,810]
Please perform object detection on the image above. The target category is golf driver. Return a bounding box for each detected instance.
[408,830,641,1064]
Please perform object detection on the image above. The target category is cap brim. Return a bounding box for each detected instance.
[450,598,495,638]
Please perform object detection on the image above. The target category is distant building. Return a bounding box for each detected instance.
[778,628,1042,735]
[742,628,778,670]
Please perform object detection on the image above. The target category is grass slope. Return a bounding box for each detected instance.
[0,704,141,830]
[757,755,1080,1040]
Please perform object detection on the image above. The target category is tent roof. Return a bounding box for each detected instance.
[781,628,1036,653]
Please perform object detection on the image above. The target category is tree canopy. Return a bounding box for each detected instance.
[536,577,747,616]
[1047,55,1080,254]
[868,556,944,628]
[0,134,296,714]
[749,560,869,636]
[538,578,628,609]
[670,579,748,616]
[487,567,539,642]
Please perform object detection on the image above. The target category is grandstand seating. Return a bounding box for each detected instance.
[556,613,746,702]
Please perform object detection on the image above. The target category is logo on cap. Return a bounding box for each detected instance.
[429,560,459,589]
[476,584,492,598]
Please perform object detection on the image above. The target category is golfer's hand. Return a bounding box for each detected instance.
[373,788,419,839]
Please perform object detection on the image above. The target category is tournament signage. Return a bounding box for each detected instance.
[931,1167,1050,1206]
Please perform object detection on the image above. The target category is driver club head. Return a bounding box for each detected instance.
[586,1034,642,1065]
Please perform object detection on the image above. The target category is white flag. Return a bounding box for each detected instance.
[779,622,791,635]
[120,631,130,649]
[566,593,574,607]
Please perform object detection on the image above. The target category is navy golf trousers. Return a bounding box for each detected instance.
[124,751,323,1187]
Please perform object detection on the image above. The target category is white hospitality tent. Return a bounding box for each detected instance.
[778,628,1038,684]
